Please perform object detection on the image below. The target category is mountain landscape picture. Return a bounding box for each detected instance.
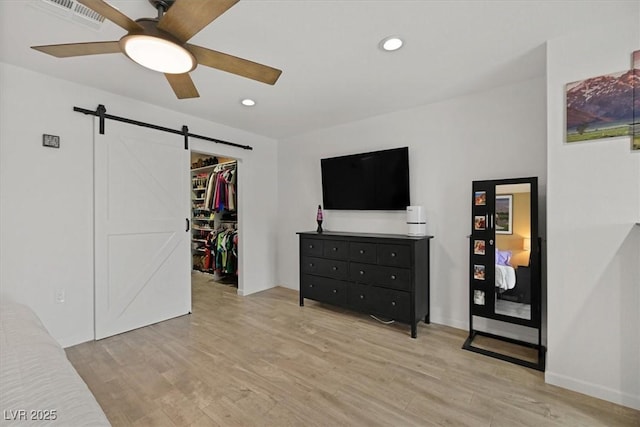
[566,69,637,144]
[633,50,639,150]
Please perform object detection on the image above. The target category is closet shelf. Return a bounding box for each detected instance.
[193,217,214,221]
[192,239,207,243]
[193,198,206,201]
[191,161,236,174]
[191,165,217,173]
[193,226,213,231]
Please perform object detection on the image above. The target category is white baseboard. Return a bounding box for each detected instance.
[59,333,94,349]
[430,314,467,331]
[237,282,276,297]
[546,371,640,410]
[278,283,297,291]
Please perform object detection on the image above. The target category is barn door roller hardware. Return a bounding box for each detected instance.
[73,104,253,151]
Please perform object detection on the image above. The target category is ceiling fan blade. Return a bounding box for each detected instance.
[77,0,143,32]
[165,73,200,99]
[187,44,282,85]
[31,41,121,58]
[158,0,239,43]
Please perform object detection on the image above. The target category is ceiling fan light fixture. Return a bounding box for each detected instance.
[121,34,196,74]
[379,36,403,52]
[241,98,256,107]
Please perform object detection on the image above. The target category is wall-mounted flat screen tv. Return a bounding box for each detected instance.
[321,147,410,210]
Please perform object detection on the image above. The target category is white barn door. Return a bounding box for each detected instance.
[94,119,190,340]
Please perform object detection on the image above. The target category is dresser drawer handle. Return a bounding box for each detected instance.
[309,263,314,267]
[308,244,314,249]
[359,249,365,254]
[391,274,397,280]
[359,294,365,299]
[332,289,338,294]
[391,252,397,257]
[332,266,338,271]
[332,247,338,252]
[359,270,365,275]
[309,284,314,288]
[391,301,396,306]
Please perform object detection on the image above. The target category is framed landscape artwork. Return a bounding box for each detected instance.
[495,195,513,234]
[566,70,632,143]
[566,49,639,151]
[633,50,639,151]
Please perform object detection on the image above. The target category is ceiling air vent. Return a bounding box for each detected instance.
[71,2,105,28]
[32,0,105,30]
[45,0,74,10]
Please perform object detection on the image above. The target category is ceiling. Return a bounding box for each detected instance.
[0,1,635,139]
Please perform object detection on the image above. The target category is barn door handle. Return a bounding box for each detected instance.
[186,218,190,232]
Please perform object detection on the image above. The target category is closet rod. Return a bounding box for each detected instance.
[73,105,253,151]
[216,161,237,169]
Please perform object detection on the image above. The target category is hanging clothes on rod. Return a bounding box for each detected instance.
[203,161,237,212]
[202,225,238,275]
[215,227,238,275]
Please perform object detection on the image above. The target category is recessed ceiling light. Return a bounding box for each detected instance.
[241,98,256,107]
[380,36,403,52]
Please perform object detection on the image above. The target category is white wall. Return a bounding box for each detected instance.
[277,76,547,335]
[0,62,279,347]
[546,17,640,409]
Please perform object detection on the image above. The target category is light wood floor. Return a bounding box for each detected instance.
[66,274,640,426]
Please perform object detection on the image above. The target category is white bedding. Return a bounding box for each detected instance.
[495,264,516,291]
[0,298,110,426]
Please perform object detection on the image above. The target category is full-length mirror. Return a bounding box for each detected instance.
[465,176,544,371]
[494,183,531,320]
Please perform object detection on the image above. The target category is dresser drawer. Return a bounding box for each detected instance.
[301,274,347,306]
[347,282,373,312]
[302,257,348,280]
[349,262,377,285]
[301,238,323,257]
[349,242,377,263]
[373,265,411,291]
[322,240,349,260]
[349,262,411,291]
[370,287,411,322]
[377,244,411,268]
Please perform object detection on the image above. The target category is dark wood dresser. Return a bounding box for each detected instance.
[297,231,433,338]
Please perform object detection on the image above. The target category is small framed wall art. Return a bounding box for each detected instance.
[42,134,60,149]
[495,195,513,234]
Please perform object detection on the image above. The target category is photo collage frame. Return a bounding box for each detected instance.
[471,190,488,308]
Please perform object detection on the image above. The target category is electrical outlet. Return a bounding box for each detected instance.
[55,289,65,304]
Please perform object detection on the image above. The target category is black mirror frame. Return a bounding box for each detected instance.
[463,176,545,371]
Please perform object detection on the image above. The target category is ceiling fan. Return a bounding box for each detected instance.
[31,0,282,99]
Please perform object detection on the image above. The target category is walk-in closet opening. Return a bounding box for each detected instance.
[190,151,239,293]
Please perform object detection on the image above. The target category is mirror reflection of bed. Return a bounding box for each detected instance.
[494,183,531,320]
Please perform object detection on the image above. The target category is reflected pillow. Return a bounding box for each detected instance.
[496,249,512,266]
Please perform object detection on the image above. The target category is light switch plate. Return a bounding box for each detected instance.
[42,134,60,148]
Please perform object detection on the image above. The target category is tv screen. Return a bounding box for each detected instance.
[321,147,410,210]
